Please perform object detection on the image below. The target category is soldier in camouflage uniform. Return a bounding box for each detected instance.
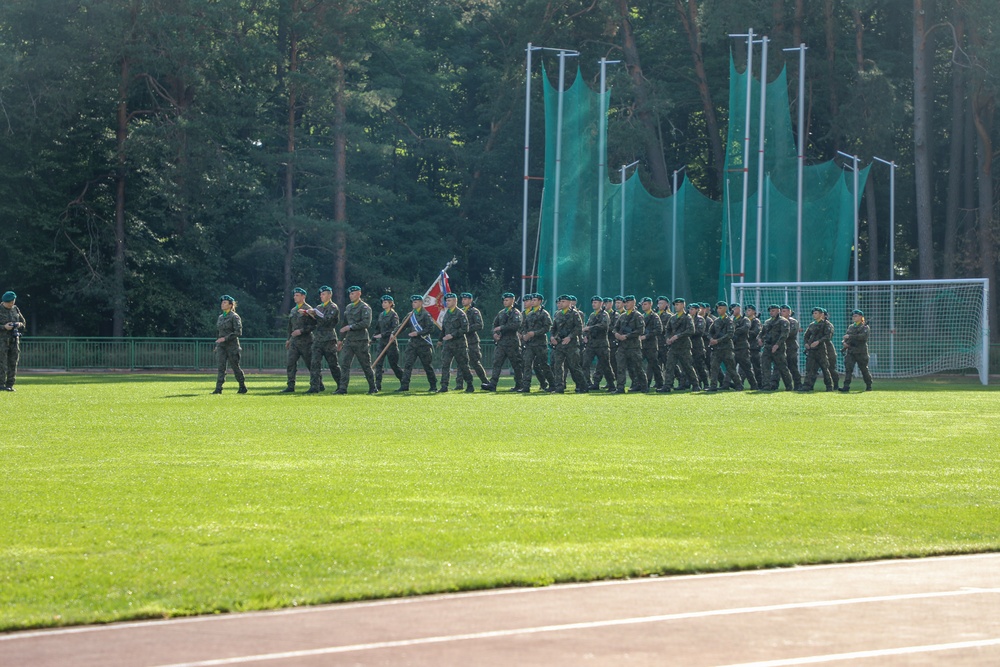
[659,298,700,392]
[798,307,834,391]
[0,291,26,391]
[592,297,618,389]
[282,287,315,393]
[686,302,709,390]
[439,293,474,393]
[518,293,555,392]
[485,292,523,391]
[746,305,764,389]
[823,310,841,390]
[395,295,438,392]
[212,295,247,394]
[306,286,342,393]
[731,303,758,389]
[612,295,646,393]
[779,305,803,390]
[372,295,403,392]
[707,301,742,391]
[761,305,793,391]
[456,293,489,391]
[337,285,378,394]
[839,309,873,392]
[550,294,588,393]
[655,297,671,389]
[582,296,615,392]
[639,297,663,391]
[699,302,715,384]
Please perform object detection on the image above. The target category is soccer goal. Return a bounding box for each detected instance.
[731,280,990,385]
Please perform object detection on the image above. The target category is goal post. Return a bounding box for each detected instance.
[731,279,990,385]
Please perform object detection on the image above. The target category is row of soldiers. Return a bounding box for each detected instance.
[214,286,873,394]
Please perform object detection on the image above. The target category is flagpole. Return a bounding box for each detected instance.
[374,257,456,367]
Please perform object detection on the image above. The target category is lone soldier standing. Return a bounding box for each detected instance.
[485,292,522,391]
[283,287,315,393]
[306,286,342,394]
[0,291,26,391]
[395,295,438,392]
[798,307,834,392]
[582,295,615,392]
[639,297,663,391]
[337,285,378,395]
[550,294,588,393]
[518,293,555,392]
[780,305,803,390]
[613,295,646,393]
[731,303,757,389]
[746,305,764,388]
[707,301,743,391]
[212,295,247,394]
[840,309,874,392]
[373,295,404,392]
[456,292,490,391]
[439,292,474,393]
[659,298,700,393]
[761,304,793,391]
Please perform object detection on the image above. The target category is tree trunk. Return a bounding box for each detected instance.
[793,0,804,47]
[333,54,348,305]
[676,0,725,189]
[852,9,865,72]
[616,0,670,195]
[973,94,997,341]
[912,0,935,279]
[865,175,878,281]
[113,56,129,338]
[823,0,839,151]
[943,18,966,278]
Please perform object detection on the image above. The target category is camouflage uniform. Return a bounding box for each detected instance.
[748,314,764,387]
[0,303,26,390]
[656,306,671,388]
[688,310,709,389]
[519,306,555,391]
[397,308,437,391]
[701,310,716,384]
[708,314,741,390]
[732,313,758,389]
[594,307,620,388]
[489,305,523,389]
[640,308,664,390]
[440,307,474,392]
[457,305,489,390]
[215,310,246,392]
[761,313,793,390]
[550,307,588,392]
[801,318,833,390]
[285,302,315,390]
[782,314,803,390]
[373,308,403,390]
[309,300,342,392]
[662,310,700,392]
[824,318,841,390]
[613,307,646,392]
[582,308,614,389]
[339,299,377,393]
[841,320,873,391]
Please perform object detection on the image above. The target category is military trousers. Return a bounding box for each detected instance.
[824,342,841,387]
[490,342,523,388]
[615,344,646,391]
[734,347,758,389]
[750,346,763,388]
[339,338,376,390]
[709,346,741,389]
[583,345,614,388]
[464,342,489,385]
[785,344,802,387]
[664,344,700,389]
[690,346,709,387]
[521,344,554,390]
[842,350,873,388]
[401,340,436,389]
[441,341,473,388]
[310,338,342,390]
[1,336,19,388]
[286,335,313,387]
[762,342,793,390]
[641,342,663,389]
[552,342,587,390]
[802,347,832,389]
[215,342,245,387]
[374,339,403,386]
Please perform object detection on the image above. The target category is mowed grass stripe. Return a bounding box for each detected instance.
[2,374,998,630]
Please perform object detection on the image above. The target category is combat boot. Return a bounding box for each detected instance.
[280,384,295,393]
[237,383,248,394]
[212,384,223,395]
[464,385,475,393]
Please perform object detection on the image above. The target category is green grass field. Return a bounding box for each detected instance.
[3,373,999,631]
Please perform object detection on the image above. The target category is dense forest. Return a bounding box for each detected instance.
[0,0,997,338]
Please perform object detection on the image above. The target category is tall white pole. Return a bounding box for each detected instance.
[754,37,769,283]
[838,151,861,310]
[740,29,754,283]
[597,59,620,296]
[784,44,808,282]
[874,155,897,374]
[552,51,573,302]
[521,43,535,300]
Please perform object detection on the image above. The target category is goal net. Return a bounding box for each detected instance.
[730,280,990,385]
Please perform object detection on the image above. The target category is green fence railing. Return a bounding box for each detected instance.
[19,337,501,372]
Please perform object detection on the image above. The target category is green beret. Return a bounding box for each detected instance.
[381,295,394,302]
[569,295,578,302]
[730,303,741,310]
[745,304,757,312]
[780,304,791,310]
[673,297,685,305]
[460,292,473,299]
[602,297,613,303]
[656,296,669,303]
[2,291,16,302]
[624,295,636,302]
[852,309,864,316]
[640,297,653,304]
[348,285,361,293]
[220,294,235,302]
[591,295,603,302]
[444,292,457,299]
[687,303,697,310]
[767,304,780,310]
[319,285,333,293]
[557,293,571,301]
[292,287,307,295]
[715,300,728,308]
[812,307,823,314]
[410,294,424,302]
[613,295,625,301]
[502,292,515,299]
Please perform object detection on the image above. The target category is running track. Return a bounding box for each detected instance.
[3,553,999,666]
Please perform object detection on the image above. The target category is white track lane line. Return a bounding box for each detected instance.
[713,637,1000,666]
[3,552,997,642]
[146,588,1000,667]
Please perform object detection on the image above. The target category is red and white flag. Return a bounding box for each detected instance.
[422,259,456,326]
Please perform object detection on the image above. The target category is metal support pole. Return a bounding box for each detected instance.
[521,43,538,300]
[838,151,861,309]
[597,58,621,296]
[672,167,686,298]
[874,155,897,375]
[784,43,808,282]
[754,36,769,283]
[726,29,755,284]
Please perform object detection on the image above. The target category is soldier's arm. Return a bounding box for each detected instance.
[716,319,735,343]
[231,314,243,339]
[626,315,644,340]
[677,316,694,338]
[350,305,372,330]
[590,314,608,337]
[468,310,483,334]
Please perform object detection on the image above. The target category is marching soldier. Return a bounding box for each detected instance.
[372,295,404,392]
[699,302,715,383]
[582,295,615,392]
[731,303,758,389]
[686,302,709,390]
[337,285,378,394]
[592,296,619,389]
[439,292,474,393]
[306,286,342,394]
[780,305,803,390]
[656,297,671,389]
[840,309,873,392]
[612,295,645,393]
[798,307,834,392]
[660,298,700,392]
[456,292,490,391]
[761,304,793,391]
[395,295,438,392]
[823,310,841,391]
[485,292,523,391]
[639,297,663,391]
[707,301,742,391]
[550,294,588,393]
[283,287,314,393]
[746,305,764,388]
[518,293,555,392]
[212,295,248,394]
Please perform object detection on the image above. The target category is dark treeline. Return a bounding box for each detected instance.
[1,0,997,338]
